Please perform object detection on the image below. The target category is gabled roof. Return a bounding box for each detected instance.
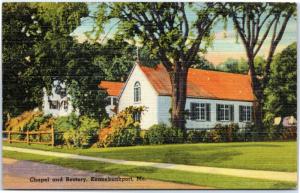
[139,64,255,102]
[98,81,124,96]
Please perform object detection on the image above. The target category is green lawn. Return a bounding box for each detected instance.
[3,141,297,172]
[3,150,296,189]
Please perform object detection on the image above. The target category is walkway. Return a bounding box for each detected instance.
[3,146,297,183]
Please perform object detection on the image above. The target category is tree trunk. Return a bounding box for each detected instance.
[170,64,188,138]
[248,58,264,139]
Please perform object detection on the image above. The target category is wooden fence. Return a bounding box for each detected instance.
[3,127,55,146]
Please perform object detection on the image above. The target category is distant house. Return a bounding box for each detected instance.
[99,81,125,117]
[118,63,255,130]
[42,80,78,117]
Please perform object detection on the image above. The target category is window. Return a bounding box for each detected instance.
[190,103,210,121]
[49,100,59,109]
[113,97,118,106]
[239,105,252,122]
[105,97,111,106]
[217,104,234,121]
[134,81,141,102]
[63,100,68,110]
[133,111,141,122]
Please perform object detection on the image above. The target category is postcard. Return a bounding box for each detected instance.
[2,1,297,190]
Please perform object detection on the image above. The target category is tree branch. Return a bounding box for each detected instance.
[253,16,277,57]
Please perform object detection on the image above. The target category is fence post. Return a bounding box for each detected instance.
[8,131,11,144]
[51,126,55,147]
[27,130,29,145]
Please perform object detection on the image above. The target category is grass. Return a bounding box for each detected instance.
[3,141,297,172]
[3,150,297,189]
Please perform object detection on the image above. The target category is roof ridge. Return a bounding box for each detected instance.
[189,67,249,77]
[140,63,249,77]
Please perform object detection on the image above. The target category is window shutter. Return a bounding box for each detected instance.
[206,103,211,121]
[250,106,253,122]
[239,106,243,122]
[216,104,220,121]
[190,103,196,120]
[230,105,234,121]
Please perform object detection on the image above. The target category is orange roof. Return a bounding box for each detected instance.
[139,64,255,101]
[99,81,124,96]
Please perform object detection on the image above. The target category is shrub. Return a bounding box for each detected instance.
[54,113,79,145]
[144,124,183,145]
[53,113,99,148]
[243,123,261,142]
[4,110,51,140]
[186,130,206,143]
[204,129,221,142]
[54,112,79,132]
[98,106,143,147]
[61,115,99,148]
[77,116,99,147]
[267,125,297,141]
[5,110,43,132]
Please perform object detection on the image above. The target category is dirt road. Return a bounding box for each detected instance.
[3,158,209,189]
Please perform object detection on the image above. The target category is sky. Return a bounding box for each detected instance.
[72,3,297,66]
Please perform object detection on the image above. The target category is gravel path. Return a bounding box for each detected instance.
[3,146,297,183]
[3,158,208,189]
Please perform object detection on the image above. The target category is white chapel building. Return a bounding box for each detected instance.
[118,63,255,130]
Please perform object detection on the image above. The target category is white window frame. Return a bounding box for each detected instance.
[218,104,231,121]
[112,97,118,106]
[134,81,141,103]
[49,100,59,110]
[190,103,208,121]
[241,105,252,122]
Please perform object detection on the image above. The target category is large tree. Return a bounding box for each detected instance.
[226,3,296,132]
[65,42,108,120]
[2,3,88,119]
[94,3,223,134]
[93,39,159,82]
[264,42,296,124]
[3,3,42,118]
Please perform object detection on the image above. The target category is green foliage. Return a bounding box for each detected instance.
[144,124,183,145]
[54,114,99,148]
[78,116,100,146]
[93,40,135,82]
[267,125,297,141]
[190,57,216,70]
[98,106,144,147]
[2,2,88,119]
[63,116,99,148]
[186,124,260,143]
[65,42,108,120]
[186,130,206,143]
[205,129,222,143]
[264,43,297,125]
[54,113,79,132]
[217,58,248,73]
[92,39,159,82]
[24,114,51,132]
[2,3,43,117]
[216,57,266,74]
